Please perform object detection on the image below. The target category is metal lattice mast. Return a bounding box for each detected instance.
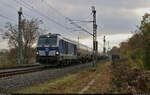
[92,6,97,66]
[18,7,23,64]
[103,36,106,54]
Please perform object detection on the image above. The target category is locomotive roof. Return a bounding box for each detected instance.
[39,33,60,37]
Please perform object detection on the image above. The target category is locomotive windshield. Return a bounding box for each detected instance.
[38,36,57,46]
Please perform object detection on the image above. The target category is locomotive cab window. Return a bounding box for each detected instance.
[38,36,57,47]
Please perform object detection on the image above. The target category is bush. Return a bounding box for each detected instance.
[120,13,150,69]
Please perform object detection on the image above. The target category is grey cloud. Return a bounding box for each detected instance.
[0,0,149,50]
[53,0,150,9]
[0,0,150,42]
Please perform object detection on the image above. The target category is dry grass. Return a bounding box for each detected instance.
[14,60,109,94]
[85,59,150,94]
[85,62,113,94]
[14,59,150,94]
[15,74,78,94]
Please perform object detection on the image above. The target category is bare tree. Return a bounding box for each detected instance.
[3,18,44,64]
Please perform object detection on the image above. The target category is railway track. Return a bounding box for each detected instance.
[0,66,47,79]
[0,62,84,79]
[0,61,98,79]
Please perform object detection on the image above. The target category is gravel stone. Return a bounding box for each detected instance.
[0,63,93,93]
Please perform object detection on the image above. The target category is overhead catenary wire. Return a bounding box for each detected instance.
[41,0,93,36]
[42,0,92,22]
[66,17,93,36]
[14,0,95,42]
[15,0,91,38]
[0,1,17,23]
[69,20,93,23]
[15,0,79,41]
[17,0,73,30]
[0,0,32,22]
[42,0,66,18]
[0,14,16,23]
[13,0,77,39]
[40,0,79,36]
[13,0,37,19]
[0,0,18,12]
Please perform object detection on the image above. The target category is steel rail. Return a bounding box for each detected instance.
[0,66,46,79]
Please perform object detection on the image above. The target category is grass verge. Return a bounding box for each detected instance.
[14,60,110,94]
[15,59,150,94]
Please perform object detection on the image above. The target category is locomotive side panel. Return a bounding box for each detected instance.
[36,33,93,65]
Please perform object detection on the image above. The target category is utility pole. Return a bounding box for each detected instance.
[107,41,110,51]
[103,36,106,55]
[78,31,80,48]
[78,36,79,47]
[18,7,23,64]
[92,6,97,66]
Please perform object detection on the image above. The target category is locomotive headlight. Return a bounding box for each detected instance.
[36,51,39,55]
[55,51,59,55]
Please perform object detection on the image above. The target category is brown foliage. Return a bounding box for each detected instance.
[119,13,150,69]
[111,59,150,93]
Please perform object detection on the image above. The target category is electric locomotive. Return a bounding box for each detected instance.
[36,33,93,66]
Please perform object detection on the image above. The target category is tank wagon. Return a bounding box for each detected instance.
[36,33,93,66]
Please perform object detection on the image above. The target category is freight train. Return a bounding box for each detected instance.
[36,33,94,66]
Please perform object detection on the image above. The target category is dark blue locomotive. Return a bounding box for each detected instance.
[36,33,93,66]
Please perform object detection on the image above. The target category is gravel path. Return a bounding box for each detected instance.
[0,63,93,93]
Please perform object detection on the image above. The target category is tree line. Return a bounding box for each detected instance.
[120,13,150,69]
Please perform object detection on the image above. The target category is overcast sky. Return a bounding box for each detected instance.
[0,0,150,51]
